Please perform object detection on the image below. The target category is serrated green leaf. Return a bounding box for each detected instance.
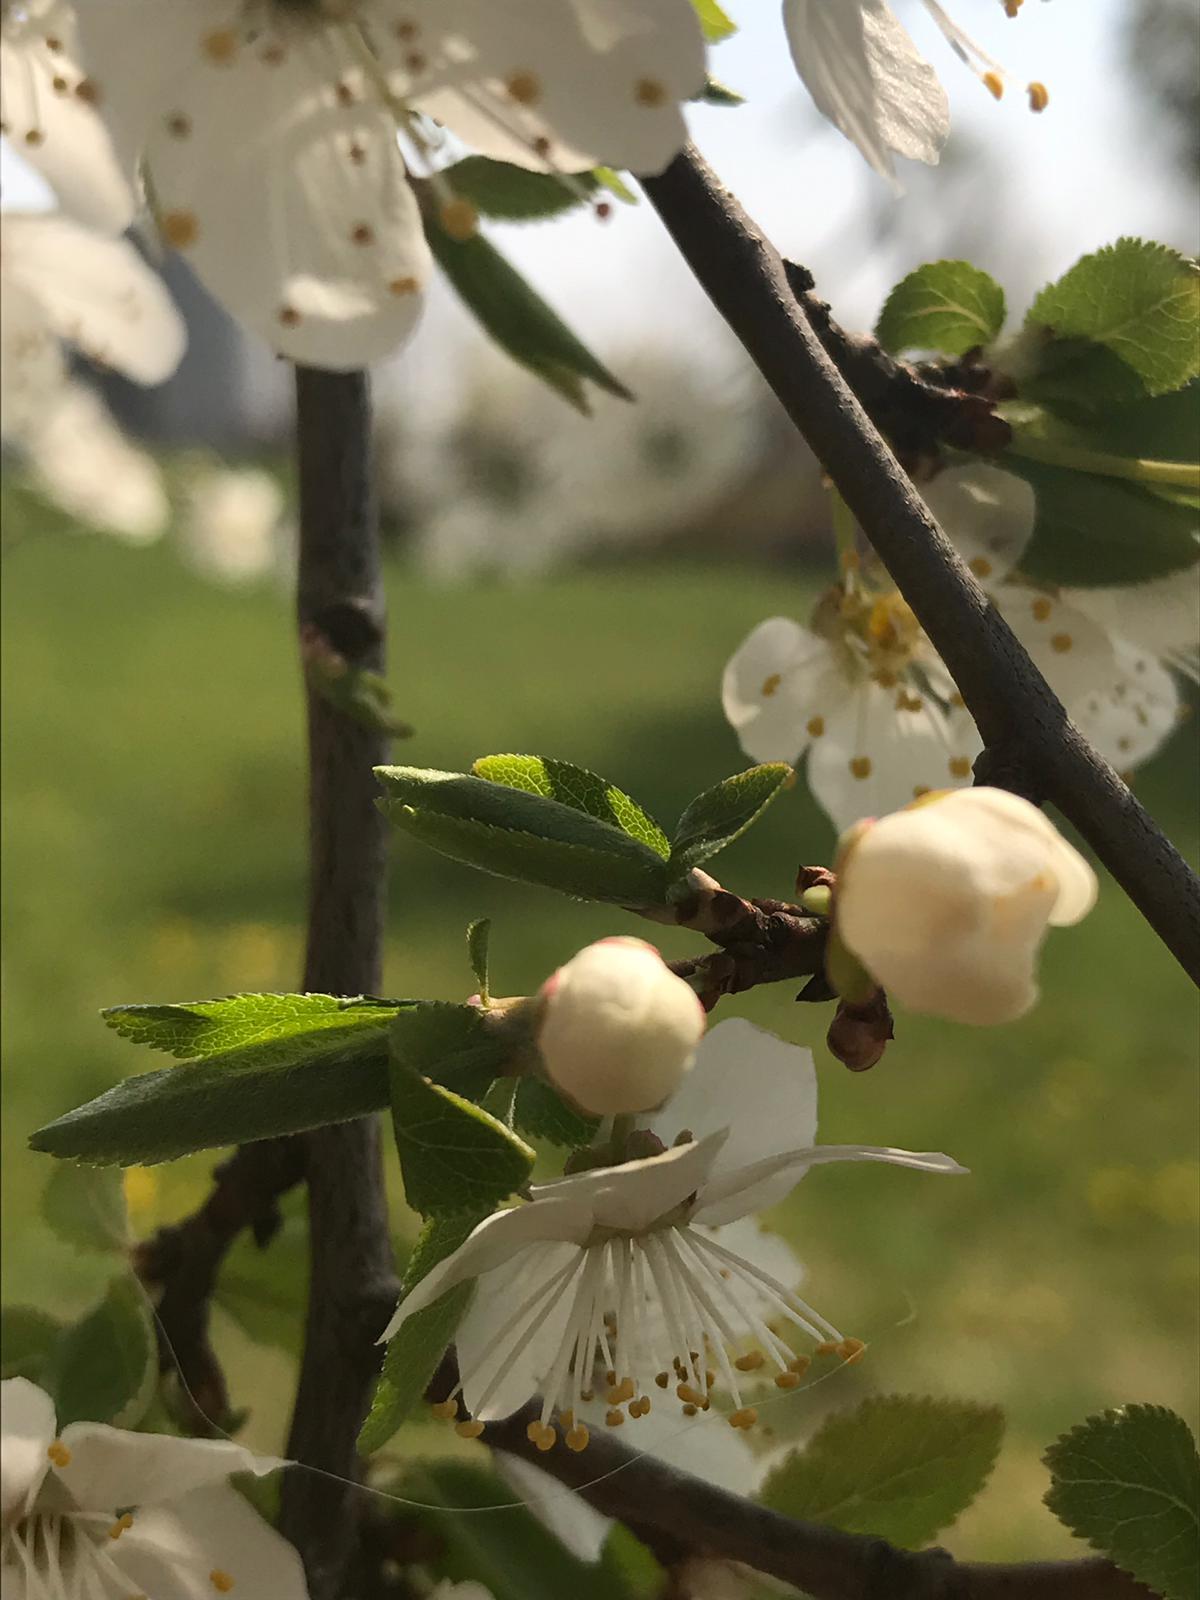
[41,1163,129,1253]
[758,1394,1004,1547]
[1004,456,1199,585]
[1027,239,1200,396]
[1053,382,1200,464]
[214,1198,307,1353]
[1022,337,1158,418]
[692,0,737,42]
[391,1066,534,1217]
[1,1307,64,1381]
[424,211,631,412]
[358,1211,484,1453]
[445,156,598,221]
[670,764,793,873]
[876,261,1006,357]
[1044,1405,1200,1600]
[513,1077,598,1148]
[376,766,673,907]
[473,754,671,859]
[467,919,492,1005]
[30,1030,396,1167]
[391,1000,518,1099]
[102,992,402,1062]
[45,1276,156,1428]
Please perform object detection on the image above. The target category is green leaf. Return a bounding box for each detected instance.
[691,0,737,42]
[695,74,744,106]
[102,991,402,1062]
[1,1307,64,1381]
[214,1198,307,1353]
[45,1276,156,1428]
[1047,382,1200,463]
[759,1395,1004,1548]
[467,918,492,1005]
[424,212,631,412]
[1044,1404,1200,1600]
[444,157,598,221]
[593,167,637,206]
[390,1062,534,1218]
[876,261,1006,357]
[1003,456,1199,585]
[30,1029,397,1166]
[1027,238,1200,396]
[41,1163,129,1253]
[358,1211,484,1453]
[670,764,793,873]
[391,1000,519,1100]
[376,766,673,907]
[473,754,671,858]
[514,1077,598,1148]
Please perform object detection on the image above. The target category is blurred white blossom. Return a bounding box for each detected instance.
[181,466,289,586]
[75,0,706,367]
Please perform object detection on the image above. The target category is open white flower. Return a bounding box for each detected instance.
[19,380,169,543]
[74,0,705,367]
[1,1377,308,1598]
[1,0,134,231]
[181,466,289,586]
[382,1018,964,1446]
[537,937,707,1116]
[0,210,185,439]
[722,464,1121,833]
[783,0,1045,184]
[835,786,1097,1025]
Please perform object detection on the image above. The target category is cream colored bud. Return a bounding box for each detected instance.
[835,787,1097,1025]
[537,937,707,1114]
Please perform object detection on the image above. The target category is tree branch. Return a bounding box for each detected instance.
[486,1405,1157,1600]
[640,147,1200,986]
[278,367,401,1598]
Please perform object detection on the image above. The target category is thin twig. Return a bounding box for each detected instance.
[640,147,1200,985]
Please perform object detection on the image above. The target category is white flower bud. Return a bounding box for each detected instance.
[835,787,1097,1025]
[537,937,707,1115]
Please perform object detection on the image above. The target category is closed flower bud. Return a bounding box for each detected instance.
[537,937,707,1115]
[835,787,1097,1025]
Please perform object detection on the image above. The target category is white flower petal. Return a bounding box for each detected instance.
[529,1129,728,1235]
[0,277,65,440]
[21,381,169,542]
[394,0,705,176]
[646,1020,818,1185]
[920,464,1036,587]
[1069,639,1182,775]
[111,1483,308,1600]
[696,1143,965,1227]
[54,1421,282,1512]
[495,1451,613,1563]
[859,0,951,166]
[0,9,135,232]
[722,617,845,765]
[1065,573,1200,680]
[455,1244,581,1420]
[808,679,981,832]
[379,1196,593,1342]
[1,211,185,384]
[996,585,1117,707]
[0,1378,55,1523]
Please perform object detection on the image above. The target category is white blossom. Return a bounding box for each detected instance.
[835,785,1097,1025]
[782,0,1046,184]
[181,466,290,586]
[74,0,706,368]
[19,380,169,543]
[1,0,134,231]
[1,1377,308,1599]
[537,937,707,1116]
[0,209,185,439]
[382,1019,964,1446]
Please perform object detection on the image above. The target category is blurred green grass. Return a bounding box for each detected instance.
[3,531,1197,1561]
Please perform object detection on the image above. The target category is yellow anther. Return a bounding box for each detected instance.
[1027,81,1049,112]
[506,69,541,105]
[676,1383,704,1406]
[815,1340,840,1357]
[913,785,932,799]
[605,1408,625,1427]
[579,1388,595,1403]
[455,1420,485,1439]
[1051,633,1073,654]
[775,1371,802,1389]
[734,1351,765,1373]
[534,1423,556,1452]
[705,1370,716,1390]
[606,1377,635,1405]
[760,672,782,698]
[1004,0,1024,14]
[787,1355,813,1376]
[209,1575,235,1595]
[161,209,199,249]
[1031,597,1053,622]
[838,1337,867,1365]
[47,1441,71,1467]
[201,29,238,64]
[681,1403,698,1417]
[558,1409,574,1430]
[849,757,872,780]
[526,1420,545,1444]
[806,715,825,737]
[431,1399,459,1420]
[655,1372,670,1389]
[948,756,972,778]
[729,1407,758,1430]
[983,71,1004,100]
[565,1424,590,1452]
[969,556,993,579]
[439,197,478,242]
[634,77,667,107]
